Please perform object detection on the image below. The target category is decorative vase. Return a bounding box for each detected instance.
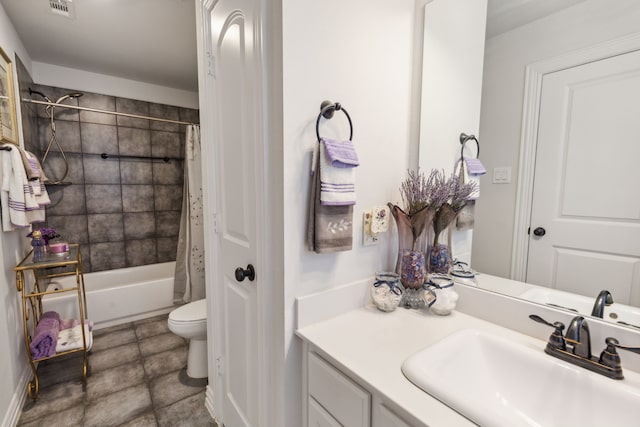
[428,204,461,274]
[388,204,435,289]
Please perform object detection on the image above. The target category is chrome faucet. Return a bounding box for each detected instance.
[591,290,613,318]
[530,314,640,379]
[564,316,591,358]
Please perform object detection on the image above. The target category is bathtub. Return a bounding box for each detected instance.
[42,262,176,330]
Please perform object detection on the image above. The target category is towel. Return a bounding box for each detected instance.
[19,149,49,182]
[30,314,61,360]
[319,140,357,206]
[455,157,484,200]
[320,137,359,168]
[307,146,353,253]
[56,323,93,353]
[60,318,94,331]
[0,146,45,230]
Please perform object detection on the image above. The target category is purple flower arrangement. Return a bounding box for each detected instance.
[27,227,60,243]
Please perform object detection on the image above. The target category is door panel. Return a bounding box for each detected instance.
[527,49,640,306]
[205,0,261,425]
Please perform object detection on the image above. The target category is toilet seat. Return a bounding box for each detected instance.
[169,298,207,324]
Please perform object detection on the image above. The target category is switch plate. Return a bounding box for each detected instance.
[493,166,512,184]
[363,211,379,246]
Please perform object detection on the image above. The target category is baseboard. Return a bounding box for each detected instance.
[2,364,31,427]
[205,385,221,426]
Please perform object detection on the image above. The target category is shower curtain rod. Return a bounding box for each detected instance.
[22,99,198,126]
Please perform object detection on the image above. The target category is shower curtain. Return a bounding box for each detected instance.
[174,125,205,303]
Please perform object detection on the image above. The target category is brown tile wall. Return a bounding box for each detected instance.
[18,80,198,273]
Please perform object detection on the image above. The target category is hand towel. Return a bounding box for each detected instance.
[30,316,61,360]
[19,149,48,182]
[307,146,354,253]
[56,323,93,353]
[319,140,356,206]
[465,157,486,175]
[320,137,359,168]
[455,157,482,200]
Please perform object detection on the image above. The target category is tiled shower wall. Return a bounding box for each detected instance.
[19,79,198,273]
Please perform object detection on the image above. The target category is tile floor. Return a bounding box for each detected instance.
[18,314,218,427]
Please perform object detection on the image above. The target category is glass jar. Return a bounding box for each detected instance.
[427,274,459,316]
[371,272,404,312]
[450,261,477,286]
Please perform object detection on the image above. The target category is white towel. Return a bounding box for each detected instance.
[56,324,93,353]
[1,149,14,231]
[455,158,480,200]
[318,142,356,206]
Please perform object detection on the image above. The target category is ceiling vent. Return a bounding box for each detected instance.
[49,0,75,19]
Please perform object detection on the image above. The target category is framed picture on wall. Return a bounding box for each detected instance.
[0,46,18,145]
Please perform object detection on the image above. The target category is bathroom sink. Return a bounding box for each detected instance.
[520,287,640,328]
[402,329,640,427]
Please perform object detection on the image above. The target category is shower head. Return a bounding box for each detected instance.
[55,92,83,104]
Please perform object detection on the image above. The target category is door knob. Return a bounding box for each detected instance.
[235,264,256,282]
[533,227,546,237]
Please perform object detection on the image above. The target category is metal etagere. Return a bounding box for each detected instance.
[14,244,89,400]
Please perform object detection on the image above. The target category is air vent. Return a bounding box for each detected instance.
[49,0,75,19]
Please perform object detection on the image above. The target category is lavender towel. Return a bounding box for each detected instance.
[465,157,486,175]
[30,316,61,360]
[320,137,359,168]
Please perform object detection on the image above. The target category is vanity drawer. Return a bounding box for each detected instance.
[308,396,342,427]
[308,352,371,427]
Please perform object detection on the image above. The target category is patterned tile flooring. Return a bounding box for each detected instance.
[18,315,217,427]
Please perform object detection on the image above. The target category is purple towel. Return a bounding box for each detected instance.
[41,311,61,322]
[465,157,486,175]
[30,316,61,360]
[320,137,359,168]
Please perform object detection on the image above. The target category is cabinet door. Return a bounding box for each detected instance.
[308,352,371,427]
[373,403,413,427]
[308,397,342,427]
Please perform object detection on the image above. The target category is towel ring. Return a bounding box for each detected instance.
[459,133,480,159]
[316,100,353,142]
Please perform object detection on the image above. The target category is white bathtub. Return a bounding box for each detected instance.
[42,262,176,330]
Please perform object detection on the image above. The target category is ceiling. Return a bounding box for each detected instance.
[1,0,586,93]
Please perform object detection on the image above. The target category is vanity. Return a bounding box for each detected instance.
[296,279,640,427]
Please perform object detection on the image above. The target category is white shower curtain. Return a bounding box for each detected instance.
[174,125,205,303]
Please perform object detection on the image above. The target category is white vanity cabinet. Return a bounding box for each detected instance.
[304,347,419,427]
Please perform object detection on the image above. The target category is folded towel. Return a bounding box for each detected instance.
[42,311,61,322]
[0,146,45,229]
[319,141,356,206]
[320,137,359,168]
[18,149,47,181]
[60,318,94,331]
[56,323,93,353]
[307,147,353,253]
[30,317,61,360]
[465,157,486,175]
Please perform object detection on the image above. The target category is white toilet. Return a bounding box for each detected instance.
[168,298,208,378]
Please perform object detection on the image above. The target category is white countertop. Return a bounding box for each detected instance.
[296,304,554,426]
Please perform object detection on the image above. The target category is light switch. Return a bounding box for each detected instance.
[493,166,512,184]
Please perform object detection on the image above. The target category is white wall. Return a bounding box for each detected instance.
[473,0,640,278]
[0,3,34,425]
[281,0,417,424]
[32,62,199,109]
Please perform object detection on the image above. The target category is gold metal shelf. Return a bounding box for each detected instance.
[14,243,89,400]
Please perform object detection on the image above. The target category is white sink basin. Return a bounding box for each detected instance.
[402,329,640,427]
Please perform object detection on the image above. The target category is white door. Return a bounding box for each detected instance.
[526,49,640,306]
[199,0,264,426]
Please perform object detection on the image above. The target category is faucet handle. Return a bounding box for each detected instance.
[604,337,640,355]
[529,314,566,350]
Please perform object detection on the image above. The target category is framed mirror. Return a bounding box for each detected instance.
[0,46,18,145]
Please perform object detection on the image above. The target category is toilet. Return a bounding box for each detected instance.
[168,298,208,378]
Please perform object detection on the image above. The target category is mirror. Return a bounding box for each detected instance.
[428,1,640,329]
[0,46,18,144]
